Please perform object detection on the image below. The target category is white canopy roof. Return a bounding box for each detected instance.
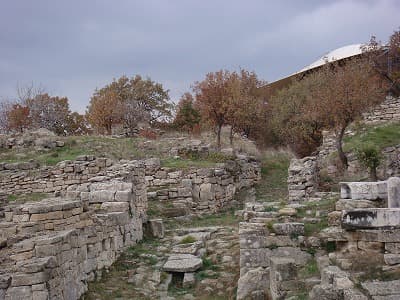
[296,43,364,74]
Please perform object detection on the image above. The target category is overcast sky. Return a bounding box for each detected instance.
[0,0,399,113]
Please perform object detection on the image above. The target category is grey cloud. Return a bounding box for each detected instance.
[0,0,399,112]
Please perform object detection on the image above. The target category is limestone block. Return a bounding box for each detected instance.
[361,279,400,297]
[199,183,214,202]
[335,199,378,211]
[343,289,368,300]
[162,254,202,272]
[183,272,195,288]
[385,242,400,254]
[388,177,400,208]
[328,211,342,226]
[100,202,129,213]
[239,231,267,249]
[89,190,115,203]
[342,208,400,229]
[384,254,400,265]
[237,267,269,300]
[270,257,297,299]
[0,275,11,289]
[240,248,272,269]
[309,284,344,300]
[4,286,32,299]
[321,266,348,285]
[11,271,49,287]
[340,182,387,200]
[357,241,384,252]
[147,219,165,239]
[115,191,132,202]
[272,223,304,236]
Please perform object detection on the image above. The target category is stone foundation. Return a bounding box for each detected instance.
[0,161,147,300]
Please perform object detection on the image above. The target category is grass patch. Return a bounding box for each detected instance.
[160,151,234,170]
[195,257,221,281]
[304,218,329,236]
[0,136,151,166]
[344,122,400,152]
[180,235,197,244]
[297,196,337,219]
[256,151,291,203]
[165,208,239,230]
[299,259,319,278]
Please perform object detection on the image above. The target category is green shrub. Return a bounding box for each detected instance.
[355,143,382,181]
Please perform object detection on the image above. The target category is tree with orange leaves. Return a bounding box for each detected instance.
[193,70,235,149]
[309,58,387,167]
[86,89,122,135]
[7,104,31,133]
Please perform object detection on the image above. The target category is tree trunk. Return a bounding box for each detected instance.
[229,126,234,146]
[336,126,348,169]
[216,124,222,150]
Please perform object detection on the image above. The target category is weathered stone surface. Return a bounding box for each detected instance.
[384,253,400,265]
[336,199,379,210]
[343,289,368,300]
[270,257,297,300]
[100,201,129,212]
[357,241,384,252]
[340,181,387,200]
[146,219,165,238]
[278,207,297,216]
[271,247,312,266]
[237,267,269,300]
[172,241,203,256]
[385,242,400,254]
[362,280,400,296]
[272,223,304,236]
[162,254,202,272]
[309,284,344,300]
[328,211,342,226]
[183,272,195,288]
[342,208,400,229]
[388,177,400,208]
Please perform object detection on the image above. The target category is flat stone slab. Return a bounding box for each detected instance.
[362,280,400,296]
[340,181,387,200]
[342,208,400,229]
[162,254,203,272]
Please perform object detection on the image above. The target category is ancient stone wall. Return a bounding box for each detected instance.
[0,175,146,299]
[144,156,261,216]
[0,156,114,196]
[363,96,400,124]
[287,156,319,202]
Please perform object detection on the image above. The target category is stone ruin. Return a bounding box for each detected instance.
[287,156,319,202]
[0,164,146,299]
[0,128,65,151]
[0,152,261,299]
[237,177,400,299]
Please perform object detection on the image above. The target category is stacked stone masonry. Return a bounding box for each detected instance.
[363,96,400,124]
[0,167,147,300]
[287,156,319,202]
[144,156,261,216]
[237,203,313,300]
[317,177,400,299]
